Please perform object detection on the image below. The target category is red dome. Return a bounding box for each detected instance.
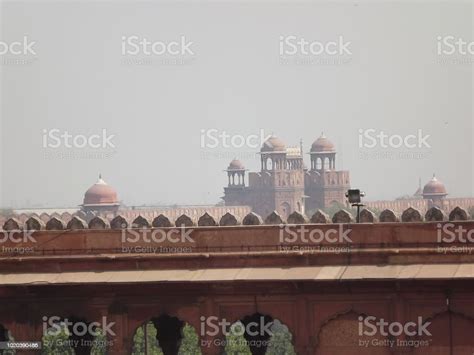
[261,136,286,152]
[423,175,447,196]
[83,176,119,205]
[311,134,335,153]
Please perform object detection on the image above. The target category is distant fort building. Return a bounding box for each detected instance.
[223,134,350,219]
[222,135,474,218]
[365,174,474,215]
[5,175,251,226]
[81,175,120,214]
[76,176,251,223]
[4,142,474,225]
[305,134,351,213]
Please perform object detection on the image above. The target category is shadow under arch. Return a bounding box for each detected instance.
[41,315,107,355]
[0,323,15,354]
[223,313,296,355]
[131,314,201,355]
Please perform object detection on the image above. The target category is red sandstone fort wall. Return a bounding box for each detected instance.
[366,197,474,215]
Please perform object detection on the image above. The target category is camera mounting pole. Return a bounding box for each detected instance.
[345,189,366,223]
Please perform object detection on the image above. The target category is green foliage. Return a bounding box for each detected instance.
[41,325,106,355]
[132,322,163,355]
[222,321,295,355]
[41,324,74,355]
[223,322,251,355]
[90,329,107,355]
[178,324,201,355]
[131,322,201,355]
[39,318,296,355]
[266,321,295,355]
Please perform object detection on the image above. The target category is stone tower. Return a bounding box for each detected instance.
[304,133,350,213]
[222,159,248,207]
[222,133,350,218]
[251,136,306,219]
[222,136,306,220]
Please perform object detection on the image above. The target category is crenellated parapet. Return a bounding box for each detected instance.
[2,205,472,231]
[2,205,252,229]
[365,196,474,216]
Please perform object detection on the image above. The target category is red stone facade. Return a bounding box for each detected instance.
[365,176,474,215]
[1,208,474,354]
[223,135,350,219]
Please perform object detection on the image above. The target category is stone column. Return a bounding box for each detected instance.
[199,298,221,355]
[294,297,313,355]
[106,302,132,355]
[12,321,40,355]
[7,303,42,355]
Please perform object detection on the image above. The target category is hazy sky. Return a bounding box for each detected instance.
[0,0,472,208]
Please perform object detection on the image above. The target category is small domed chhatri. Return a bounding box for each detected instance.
[225,159,246,187]
[423,174,448,197]
[227,159,245,171]
[82,174,120,213]
[311,133,335,153]
[261,135,286,153]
